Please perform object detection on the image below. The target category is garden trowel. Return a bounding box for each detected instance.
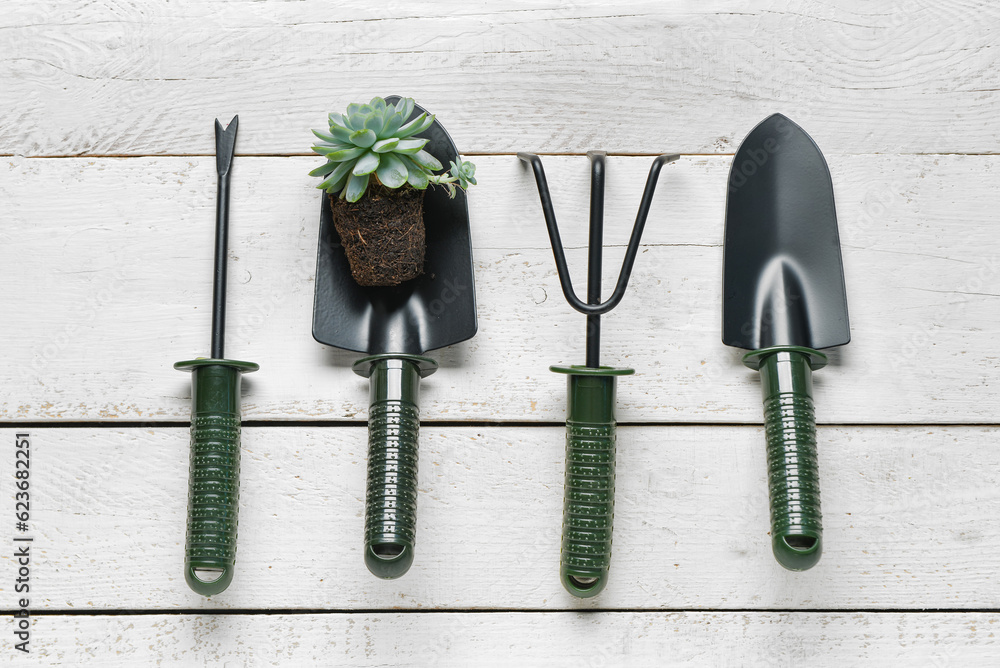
[723,113,850,571]
[312,97,477,579]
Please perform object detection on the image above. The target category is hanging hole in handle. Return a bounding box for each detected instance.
[192,568,225,583]
[185,564,234,596]
[561,570,608,598]
[783,535,818,552]
[364,542,414,579]
[772,533,822,571]
[568,576,599,589]
[372,544,404,559]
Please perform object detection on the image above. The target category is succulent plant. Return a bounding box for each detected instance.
[447,159,477,190]
[310,97,477,202]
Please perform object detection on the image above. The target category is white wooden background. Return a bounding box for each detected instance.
[3,1,999,665]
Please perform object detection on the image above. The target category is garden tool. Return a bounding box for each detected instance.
[312,97,477,579]
[518,150,678,597]
[175,116,258,596]
[723,113,850,571]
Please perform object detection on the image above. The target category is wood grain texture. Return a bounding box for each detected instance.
[3,1,1000,155]
[6,425,998,610]
[5,612,997,667]
[5,0,998,660]
[2,155,997,423]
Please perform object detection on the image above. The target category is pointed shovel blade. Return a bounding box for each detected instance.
[723,114,850,351]
[311,97,477,355]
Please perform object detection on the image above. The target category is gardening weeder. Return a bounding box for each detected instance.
[175,116,258,595]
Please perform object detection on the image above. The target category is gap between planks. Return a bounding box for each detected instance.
[7,608,1000,617]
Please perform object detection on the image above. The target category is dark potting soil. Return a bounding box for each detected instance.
[329,183,426,287]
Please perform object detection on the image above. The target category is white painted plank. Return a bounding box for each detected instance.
[3,155,998,423]
[3,1,1000,155]
[4,612,997,667]
[5,425,999,610]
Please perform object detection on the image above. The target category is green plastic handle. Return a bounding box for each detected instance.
[175,358,258,596]
[743,346,827,571]
[353,354,437,579]
[551,365,633,598]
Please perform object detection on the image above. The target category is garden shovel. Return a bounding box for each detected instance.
[312,97,477,579]
[723,113,850,571]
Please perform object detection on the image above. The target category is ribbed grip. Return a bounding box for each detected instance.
[557,371,621,598]
[562,417,616,596]
[175,358,256,596]
[187,409,241,586]
[757,350,823,571]
[357,356,429,579]
[365,398,420,578]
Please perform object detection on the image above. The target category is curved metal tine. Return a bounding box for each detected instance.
[517,152,680,316]
[607,152,680,310]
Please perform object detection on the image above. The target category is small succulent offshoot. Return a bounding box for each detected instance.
[310,97,476,201]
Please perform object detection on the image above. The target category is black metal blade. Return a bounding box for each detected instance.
[722,114,850,351]
[211,115,238,358]
[312,97,478,355]
[215,115,238,177]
